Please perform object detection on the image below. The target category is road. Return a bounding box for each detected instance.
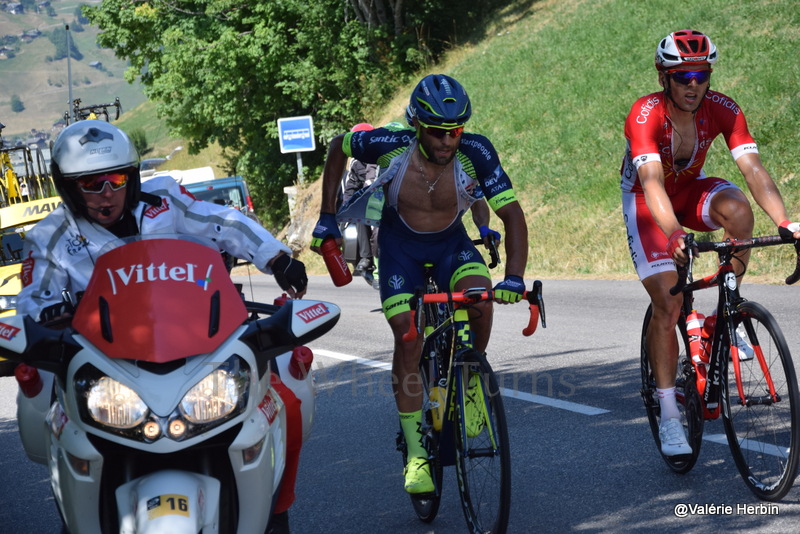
[2,274,800,533]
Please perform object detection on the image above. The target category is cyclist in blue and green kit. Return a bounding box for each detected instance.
[311,74,529,494]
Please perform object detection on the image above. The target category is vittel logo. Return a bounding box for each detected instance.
[258,391,279,424]
[0,322,20,340]
[636,96,660,124]
[295,302,330,324]
[106,262,213,295]
[144,198,170,219]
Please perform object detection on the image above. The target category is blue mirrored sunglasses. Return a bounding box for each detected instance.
[670,70,711,86]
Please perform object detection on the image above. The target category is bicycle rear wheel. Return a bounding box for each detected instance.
[640,305,704,473]
[722,301,800,500]
[454,350,510,534]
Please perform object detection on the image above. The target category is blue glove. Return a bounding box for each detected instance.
[311,212,341,248]
[479,225,501,243]
[493,275,525,303]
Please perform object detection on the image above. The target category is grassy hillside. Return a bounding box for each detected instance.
[0,0,146,138]
[333,0,800,282]
[8,0,798,283]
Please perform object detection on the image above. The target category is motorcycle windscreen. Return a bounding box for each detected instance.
[72,238,248,363]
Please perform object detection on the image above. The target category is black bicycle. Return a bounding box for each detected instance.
[396,241,545,533]
[641,232,800,500]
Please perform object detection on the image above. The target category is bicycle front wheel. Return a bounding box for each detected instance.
[454,350,510,534]
[640,304,704,473]
[722,301,800,500]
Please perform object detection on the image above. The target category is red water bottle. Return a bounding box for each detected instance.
[686,310,705,364]
[320,238,352,286]
[700,312,716,363]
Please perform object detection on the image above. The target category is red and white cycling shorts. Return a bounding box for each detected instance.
[622,176,741,280]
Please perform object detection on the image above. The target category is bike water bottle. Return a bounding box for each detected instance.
[276,346,317,441]
[320,238,352,286]
[430,379,446,431]
[686,310,705,364]
[700,312,716,363]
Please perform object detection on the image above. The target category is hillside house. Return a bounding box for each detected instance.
[89,61,103,69]
[6,3,23,14]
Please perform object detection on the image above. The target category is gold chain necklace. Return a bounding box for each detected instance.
[417,150,447,193]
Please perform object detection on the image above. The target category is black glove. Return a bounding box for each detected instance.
[271,254,308,294]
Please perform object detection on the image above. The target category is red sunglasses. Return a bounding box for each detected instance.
[421,124,465,139]
[77,172,129,194]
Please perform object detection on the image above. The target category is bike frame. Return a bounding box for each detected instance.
[406,284,545,465]
[675,234,799,420]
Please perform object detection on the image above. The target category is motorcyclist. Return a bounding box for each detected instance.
[16,119,306,533]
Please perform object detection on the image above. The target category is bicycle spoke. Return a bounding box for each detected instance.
[723,302,800,500]
[455,353,510,534]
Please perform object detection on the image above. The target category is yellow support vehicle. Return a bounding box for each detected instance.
[0,196,62,376]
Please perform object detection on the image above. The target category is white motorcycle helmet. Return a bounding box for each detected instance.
[51,120,142,217]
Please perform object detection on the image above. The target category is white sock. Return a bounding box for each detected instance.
[656,387,681,421]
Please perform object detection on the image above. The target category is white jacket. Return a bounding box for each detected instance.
[18,175,290,320]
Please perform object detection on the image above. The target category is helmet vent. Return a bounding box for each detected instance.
[79,127,114,146]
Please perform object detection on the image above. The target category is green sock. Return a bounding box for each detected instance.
[399,410,426,459]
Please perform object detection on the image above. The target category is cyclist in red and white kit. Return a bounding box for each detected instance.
[621,30,800,456]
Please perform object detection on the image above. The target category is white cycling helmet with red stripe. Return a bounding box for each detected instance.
[655,30,718,71]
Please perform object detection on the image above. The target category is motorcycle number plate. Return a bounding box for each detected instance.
[147,494,191,520]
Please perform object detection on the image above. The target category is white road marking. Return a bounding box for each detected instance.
[313,349,610,415]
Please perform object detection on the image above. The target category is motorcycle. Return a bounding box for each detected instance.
[0,234,340,533]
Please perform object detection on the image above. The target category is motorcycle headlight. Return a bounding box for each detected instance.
[181,362,249,424]
[86,376,148,429]
[0,295,18,312]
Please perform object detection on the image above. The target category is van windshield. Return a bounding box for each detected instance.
[191,185,244,210]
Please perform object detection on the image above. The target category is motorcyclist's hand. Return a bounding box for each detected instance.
[667,229,688,266]
[310,213,341,253]
[779,220,800,242]
[271,254,308,298]
[493,275,524,304]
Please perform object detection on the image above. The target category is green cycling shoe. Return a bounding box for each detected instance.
[404,457,434,494]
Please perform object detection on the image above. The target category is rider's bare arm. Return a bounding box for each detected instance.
[494,201,528,279]
[639,160,688,264]
[736,153,792,226]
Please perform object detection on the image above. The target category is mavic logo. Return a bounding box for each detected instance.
[22,201,61,217]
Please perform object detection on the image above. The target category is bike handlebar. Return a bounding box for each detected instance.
[402,280,546,343]
[669,233,800,295]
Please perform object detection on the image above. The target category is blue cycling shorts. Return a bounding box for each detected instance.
[377,208,491,319]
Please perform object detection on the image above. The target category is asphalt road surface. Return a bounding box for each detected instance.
[2,273,800,533]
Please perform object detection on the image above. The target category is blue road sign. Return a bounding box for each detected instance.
[277,116,316,154]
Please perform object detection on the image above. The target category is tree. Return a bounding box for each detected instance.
[84,0,505,227]
[128,128,148,156]
[49,26,83,61]
[11,95,25,113]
